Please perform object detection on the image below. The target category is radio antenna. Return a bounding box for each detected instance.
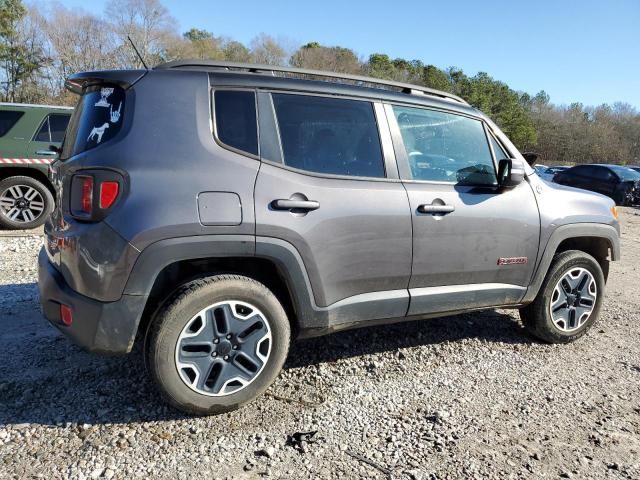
[127,35,149,70]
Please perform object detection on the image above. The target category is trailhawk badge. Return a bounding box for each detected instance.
[497,256,528,265]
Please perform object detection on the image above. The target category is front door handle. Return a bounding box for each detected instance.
[271,199,320,211]
[35,150,57,156]
[417,203,455,214]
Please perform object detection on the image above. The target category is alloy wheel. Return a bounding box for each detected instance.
[175,300,272,396]
[0,185,45,224]
[549,267,597,332]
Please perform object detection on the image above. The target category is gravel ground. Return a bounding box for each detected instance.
[1,209,639,479]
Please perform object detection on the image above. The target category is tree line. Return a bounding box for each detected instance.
[1,0,638,165]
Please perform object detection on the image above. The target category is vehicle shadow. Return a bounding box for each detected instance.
[0,282,534,427]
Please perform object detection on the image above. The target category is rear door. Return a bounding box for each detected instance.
[29,112,71,160]
[386,103,540,315]
[254,92,412,318]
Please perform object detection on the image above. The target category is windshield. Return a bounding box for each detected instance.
[608,165,640,181]
[60,85,125,160]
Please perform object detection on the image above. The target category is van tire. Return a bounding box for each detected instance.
[519,250,605,344]
[146,275,290,415]
[0,175,54,230]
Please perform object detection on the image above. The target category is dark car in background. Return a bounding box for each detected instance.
[539,165,570,181]
[0,103,73,229]
[554,164,640,206]
[628,165,640,173]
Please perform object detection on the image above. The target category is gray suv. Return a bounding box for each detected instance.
[38,62,621,415]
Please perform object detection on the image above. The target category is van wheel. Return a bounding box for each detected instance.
[519,250,605,343]
[0,176,54,230]
[146,275,290,415]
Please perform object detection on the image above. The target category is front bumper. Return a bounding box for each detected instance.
[38,247,147,355]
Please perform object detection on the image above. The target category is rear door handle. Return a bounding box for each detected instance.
[417,204,455,214]
[35,150,57,156]
[271,199,320,211]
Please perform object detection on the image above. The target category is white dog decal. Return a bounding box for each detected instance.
[87,123,110,143]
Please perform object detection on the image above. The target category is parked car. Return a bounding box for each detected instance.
[553,164,640,206]
[539,165,570,181]
[533,164,548,175]
[0,103,73,229]
[39,62,620,415]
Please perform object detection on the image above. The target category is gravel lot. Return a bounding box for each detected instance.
[1,209,639,479]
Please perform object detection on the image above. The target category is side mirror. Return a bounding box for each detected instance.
[498,158,525,188]
[522,152,538,166]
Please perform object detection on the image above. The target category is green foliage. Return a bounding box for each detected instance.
[0,0,47,102]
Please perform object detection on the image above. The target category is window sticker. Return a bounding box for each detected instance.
[95,87,114,108]
[87,123,110,143]
[110,102,122,124]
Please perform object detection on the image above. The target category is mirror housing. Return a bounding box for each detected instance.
[522,152,538,167]
[498,158,525,188]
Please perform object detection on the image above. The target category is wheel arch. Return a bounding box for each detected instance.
[126,235,317,346]
[523,223,619,303]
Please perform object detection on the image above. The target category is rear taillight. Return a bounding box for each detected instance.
[70,171,123,221]
[99,181,119,209]
[80,176,93,214]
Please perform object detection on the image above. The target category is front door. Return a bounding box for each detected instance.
[386,103,540,315]
[254,93,412,318]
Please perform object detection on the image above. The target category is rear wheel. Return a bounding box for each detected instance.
[0,176,54,229]
[146,275,290,415]
[520,250,605,343]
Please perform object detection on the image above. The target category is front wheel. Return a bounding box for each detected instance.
[0,175,54,229]
[519,250,605,343]
[146,275,290,415]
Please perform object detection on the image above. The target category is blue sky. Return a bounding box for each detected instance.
[58,0,640,107]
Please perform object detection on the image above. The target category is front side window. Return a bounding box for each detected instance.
[0,110,24,137]
[214,90,258,156]
[272,93,385,178]
[393,105,497,185]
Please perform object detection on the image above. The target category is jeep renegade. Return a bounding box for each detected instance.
[38,62,621,415]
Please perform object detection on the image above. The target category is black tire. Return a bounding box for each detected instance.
[519,250,605,343]
[0,175,54,230]
[146,275,290,415]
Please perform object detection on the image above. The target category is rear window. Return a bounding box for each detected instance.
[0,110,24,137]
[60,86,125,160]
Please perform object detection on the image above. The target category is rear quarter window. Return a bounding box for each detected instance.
[0,110,24,137]
[213,90,258,156]
[61,86,125,160]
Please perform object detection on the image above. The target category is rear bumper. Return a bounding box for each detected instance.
[38,247,147,355]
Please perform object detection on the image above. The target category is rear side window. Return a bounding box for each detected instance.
[214,90,258,156]
[0,110,24,137]
[33,114,71,143]
[393,105,497,185]
[272,94,385,178]
[61,86,125,160]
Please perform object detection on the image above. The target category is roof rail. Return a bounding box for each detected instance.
[155,60,469,105]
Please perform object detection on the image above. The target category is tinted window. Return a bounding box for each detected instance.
[61,86,125,160]
[570,165,596,178]
[49,114,71,143]
[608,165,640,181]
[34,116,51,142]
[0,110,24,137]
[272,94,385,178]
[214,90,258,156]
[393,105,497,185]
